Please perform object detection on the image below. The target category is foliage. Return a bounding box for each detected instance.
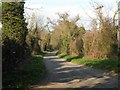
[0,3,2,42]
[51,4,118,59]
[2,2,32,88]
[2,2,29,70]
[51,13,85,56]
[25,12,50,53]
[25,15,41,54]
[83,19,117,59]
[2,39,29,72]
[2,2,28,44]
[0,3,2,21]
[3,55,46,89]
[0,3,1,21]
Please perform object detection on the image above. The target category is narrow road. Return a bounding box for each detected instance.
[30,51,118,89]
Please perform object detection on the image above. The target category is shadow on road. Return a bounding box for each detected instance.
[30,51,119,89]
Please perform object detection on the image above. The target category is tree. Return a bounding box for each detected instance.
[2,2,29,73]
[0,3,1,21]
[25,10,49,53]
[83,3,117,58]
[2,2,28,45]
[51,13,85,56]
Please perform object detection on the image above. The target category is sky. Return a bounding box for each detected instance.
[25,0,118,30]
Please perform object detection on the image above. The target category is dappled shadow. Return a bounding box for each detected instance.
[60,54,68,58]
[66,56,83,62]
[59,54,84,62]
[84,59,119,73]
[30,51,118,89]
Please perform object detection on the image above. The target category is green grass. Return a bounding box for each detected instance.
[3,54,46,89]
[45,49,54,52]
[58,53,119,73]
[58,53,73,62]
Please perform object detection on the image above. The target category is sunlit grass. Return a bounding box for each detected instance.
[57,53,119,73]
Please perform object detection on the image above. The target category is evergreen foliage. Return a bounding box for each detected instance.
[2,2,28,44]
[0,3,1,21]
[2,1,30,82]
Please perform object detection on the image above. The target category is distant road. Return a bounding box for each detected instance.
[30,51,119,89]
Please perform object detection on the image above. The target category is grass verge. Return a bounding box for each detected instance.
[3,54,46,89]
[57,52,120,73]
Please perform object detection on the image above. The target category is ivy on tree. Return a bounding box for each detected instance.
[2,2,29,74]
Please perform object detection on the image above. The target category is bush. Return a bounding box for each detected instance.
[51,13,85,56]
[3,55,46,89]
[3,39,24,72]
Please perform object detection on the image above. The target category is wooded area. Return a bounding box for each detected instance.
[50,9,118,59]
[2,2,46,88]
[1,1,120,89]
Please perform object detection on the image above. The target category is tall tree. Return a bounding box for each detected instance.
[2,2,29,73]
[0,3,1,21]
[51,13,85,55]
[2,2,28,45]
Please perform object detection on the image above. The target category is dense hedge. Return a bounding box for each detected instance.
[51,13,85,56]
[3,55,46,89]
[2,1,29,70]
[2,2,31,87]
[51,13,117,59]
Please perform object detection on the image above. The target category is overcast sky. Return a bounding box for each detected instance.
[24,0,118,30]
